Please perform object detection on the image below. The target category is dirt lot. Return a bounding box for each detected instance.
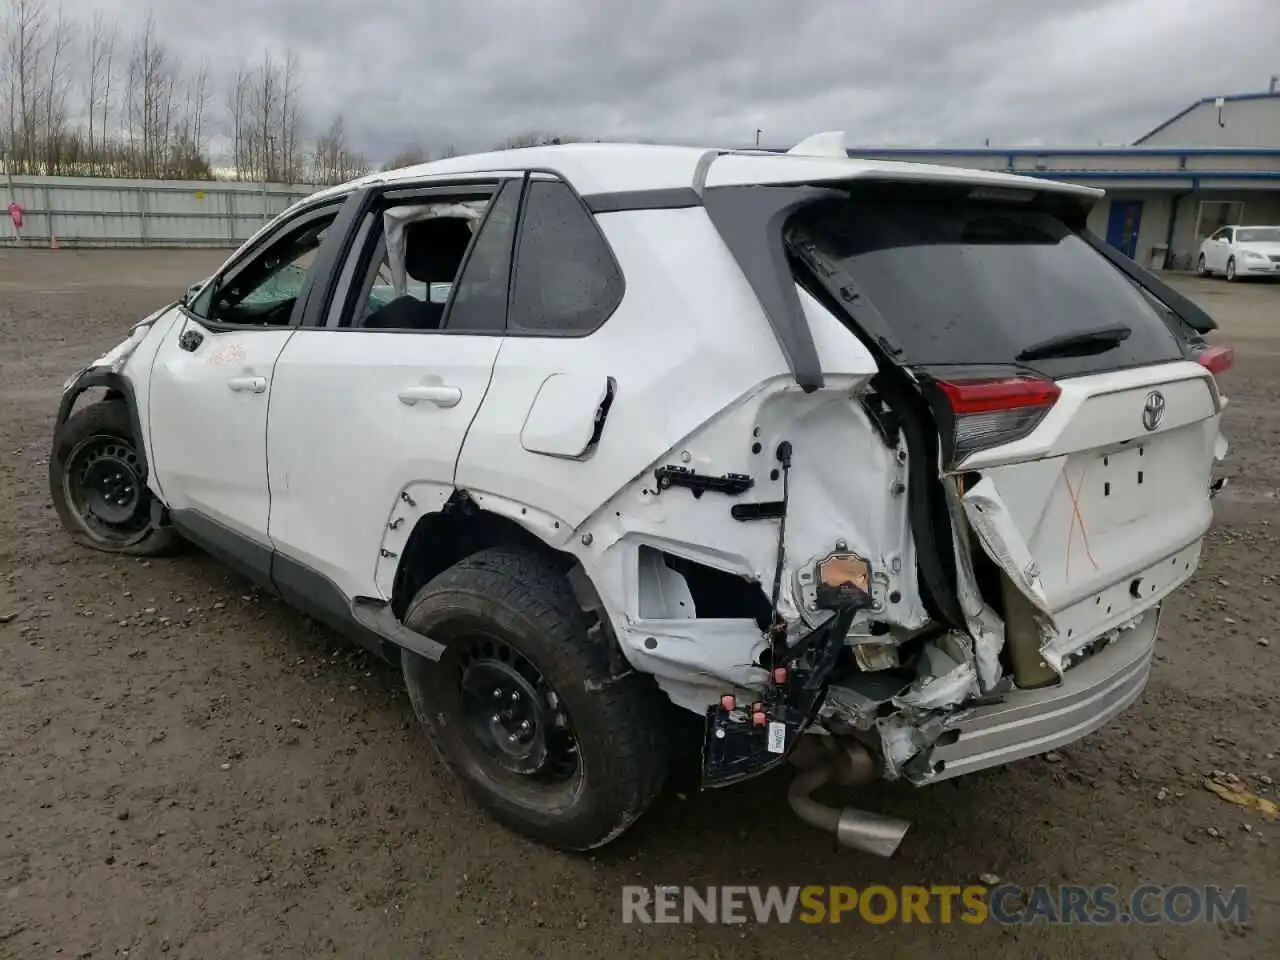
[1,249,1278,959]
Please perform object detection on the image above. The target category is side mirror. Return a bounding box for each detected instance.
[182,278,210,306]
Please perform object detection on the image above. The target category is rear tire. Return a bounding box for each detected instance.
[1225,257,1237,282]
[49,400,180,556]
[401,546,668,851]
[1196,253,1208,276]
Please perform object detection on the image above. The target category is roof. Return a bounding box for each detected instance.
[312,141,1102,203]
[1133,91,1280,145]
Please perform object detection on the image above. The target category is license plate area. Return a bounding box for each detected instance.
[1086,442,1156,528]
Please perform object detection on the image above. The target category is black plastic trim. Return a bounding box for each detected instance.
[167,508,438,663]
[702,184,842,392]
[168,509,275,591]
[582,187,702,213]
[55,369,150,481]
[296,186,381,330]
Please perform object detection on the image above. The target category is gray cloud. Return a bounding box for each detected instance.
[53,0,1280,162]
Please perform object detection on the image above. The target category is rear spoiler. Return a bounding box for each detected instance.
[1079,231,1217,334]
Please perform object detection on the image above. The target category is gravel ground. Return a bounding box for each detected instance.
[1,249,1278,959]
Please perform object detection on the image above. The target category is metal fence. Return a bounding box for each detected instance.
[2,174,321,248]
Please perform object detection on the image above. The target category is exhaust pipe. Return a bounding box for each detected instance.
[786,740,911,857]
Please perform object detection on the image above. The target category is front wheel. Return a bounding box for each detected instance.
[401,546,668,851]
[49,400,180,556]
[1225,257,1237,282]
[1196,253,1208,276]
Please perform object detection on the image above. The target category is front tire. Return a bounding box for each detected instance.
[49,400,180,556]
[1225,257,1237,281]
[1196,253,1208,276]
[401,546,668,851]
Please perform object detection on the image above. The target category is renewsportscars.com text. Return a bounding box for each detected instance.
[621,884,1250,926]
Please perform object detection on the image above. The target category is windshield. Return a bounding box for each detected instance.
[786,195,1184,378]
[1236,227,1280,243]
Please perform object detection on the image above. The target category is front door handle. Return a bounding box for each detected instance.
[398,385,462,408]
[228,376,267,394]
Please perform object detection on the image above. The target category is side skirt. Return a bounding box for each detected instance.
[168,509,442,664]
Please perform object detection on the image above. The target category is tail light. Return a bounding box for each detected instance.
[1194,344,1233,376]
[933,374,1061,464]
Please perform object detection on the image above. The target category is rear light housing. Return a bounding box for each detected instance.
[930,374,1061,466]
[1194,344,1234,376]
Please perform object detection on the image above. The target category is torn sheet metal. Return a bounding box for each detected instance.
[960,477,1053,618]
[942,477,1006,693]
[891,633,981,712]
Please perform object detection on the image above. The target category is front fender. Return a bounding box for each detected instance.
[55,369,150,481]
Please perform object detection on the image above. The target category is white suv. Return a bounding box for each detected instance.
[50,137,1233,856]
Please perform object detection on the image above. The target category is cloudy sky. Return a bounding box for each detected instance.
[53,0,1280,161]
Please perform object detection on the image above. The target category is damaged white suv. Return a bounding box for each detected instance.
[50,135,1233,856]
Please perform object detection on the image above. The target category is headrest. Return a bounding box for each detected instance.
[404,218,474,283]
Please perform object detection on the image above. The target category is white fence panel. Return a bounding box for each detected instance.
[2,175,320,248]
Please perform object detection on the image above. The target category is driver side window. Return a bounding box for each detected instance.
[189,204,340,328]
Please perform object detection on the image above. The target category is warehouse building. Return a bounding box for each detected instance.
[850,90,1280,271]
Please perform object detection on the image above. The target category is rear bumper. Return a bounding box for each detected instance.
[909,606,1159,783]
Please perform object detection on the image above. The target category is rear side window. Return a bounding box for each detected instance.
[508,180,623,335]
[788,196,1184,378]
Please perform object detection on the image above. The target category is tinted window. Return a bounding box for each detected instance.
[508,180,623,334]
[1238,226,1280,243]
[443,180,519,332]
[788,196,1184,378]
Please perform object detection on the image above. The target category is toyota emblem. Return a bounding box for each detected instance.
[1142,390,1166,432]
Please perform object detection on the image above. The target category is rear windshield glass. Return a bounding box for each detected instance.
[788,196,1184,377]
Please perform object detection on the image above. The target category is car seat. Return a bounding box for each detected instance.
[364,218,474,330]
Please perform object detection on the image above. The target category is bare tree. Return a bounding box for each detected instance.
[279,48,303,182]
[2,0,47,171]
[495,131,574,150]
[382,144,429,170]
[251,48,279,181]
[98,20,115,161]
[226,62,249,179]
[39,3,72,170]
[312,113,368,185]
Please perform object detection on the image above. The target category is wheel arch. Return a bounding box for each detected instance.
[388,491,631,677]
[55,370,150,481]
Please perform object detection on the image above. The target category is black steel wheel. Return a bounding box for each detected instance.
[49,400,180,555]
[457,632,581,784]
[401,546,667,851]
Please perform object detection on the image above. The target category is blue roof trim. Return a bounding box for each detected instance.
[845,147,1280,158]
[1020,170,1280,181]
[1133,91,1280,145]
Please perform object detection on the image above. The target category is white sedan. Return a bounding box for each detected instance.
[1197,224,1280,280]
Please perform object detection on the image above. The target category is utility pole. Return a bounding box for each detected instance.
[755,128,762,148]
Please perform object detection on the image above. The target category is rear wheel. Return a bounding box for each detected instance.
[1225,257,1237,282]
[401,546,667,851]
[1196,253,1208,276]
[49,400,180,556]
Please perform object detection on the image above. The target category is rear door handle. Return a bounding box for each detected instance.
[398,385,462,408]
[228,376,267,394]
